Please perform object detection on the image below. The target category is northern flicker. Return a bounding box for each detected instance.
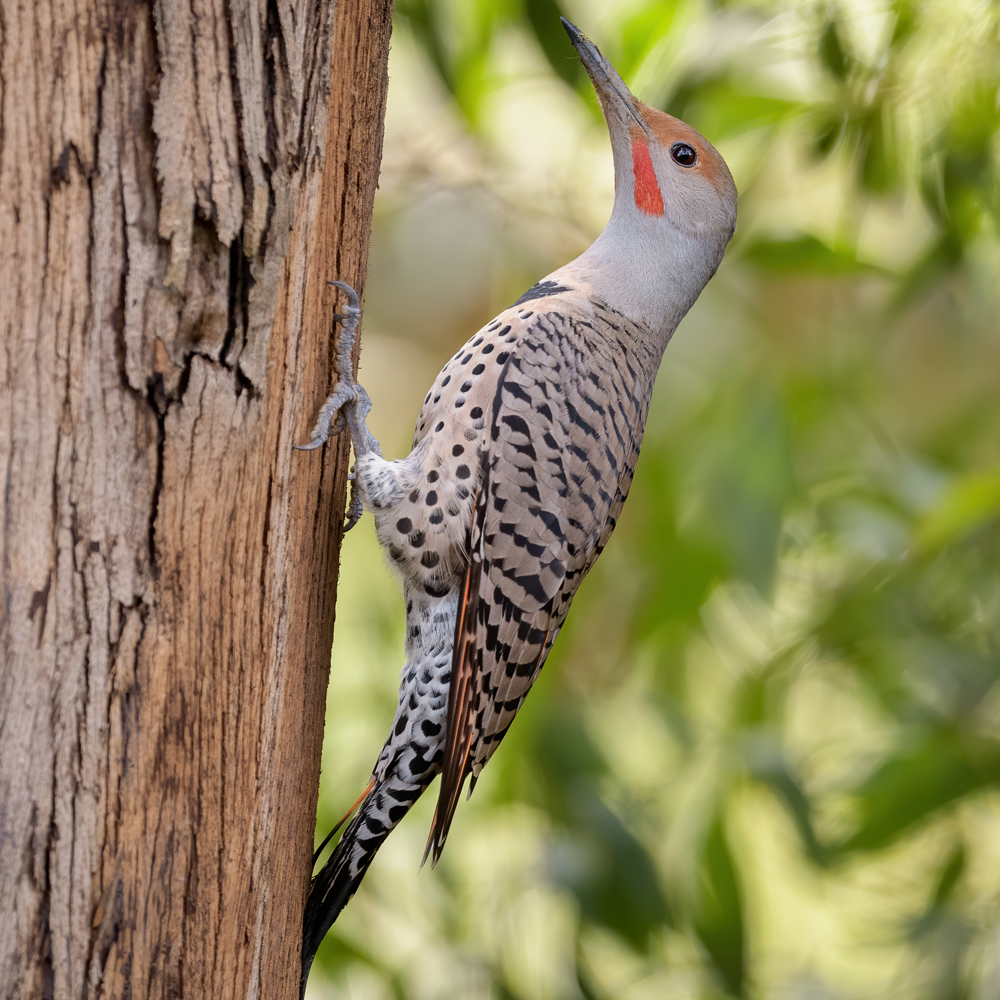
[298,19,737,983]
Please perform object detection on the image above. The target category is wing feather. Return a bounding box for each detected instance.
[425,475,486,865]
[428,302,655,856]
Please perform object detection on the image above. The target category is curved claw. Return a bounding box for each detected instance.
[293,438,325,452]
[326,280,360,313]
[343,479,366,532]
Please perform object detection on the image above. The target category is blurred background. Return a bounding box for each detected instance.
[308,0,1000,996]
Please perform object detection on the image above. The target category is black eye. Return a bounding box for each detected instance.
[671,142,697,167]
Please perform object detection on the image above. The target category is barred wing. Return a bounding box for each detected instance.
[427,304,656,862]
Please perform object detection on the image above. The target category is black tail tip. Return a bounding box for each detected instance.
[300,947,316,999]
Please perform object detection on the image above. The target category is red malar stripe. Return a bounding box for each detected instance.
[632,138,664,216]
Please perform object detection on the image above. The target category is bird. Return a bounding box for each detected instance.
[296,17,737,988]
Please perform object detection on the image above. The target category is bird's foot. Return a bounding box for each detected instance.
[296,281,382,531]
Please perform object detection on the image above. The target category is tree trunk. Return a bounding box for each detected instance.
[0,0,392,997]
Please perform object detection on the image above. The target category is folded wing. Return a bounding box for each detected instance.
[427,305,653,861]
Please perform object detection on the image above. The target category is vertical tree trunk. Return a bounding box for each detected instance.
[0,1,392,996]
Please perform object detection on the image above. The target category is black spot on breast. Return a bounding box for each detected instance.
[470,406,482,419]
[456,464,470,479]
[410,531,425,547]
[513,280,559,305]
[442,375,451,387]
[435,422,444,432]
[452,444,464,456]
[434,394,441,403]
[426,491,438,506]
[421,719,442,737]
[408,489,419,503]
[461,353,473,364]
[388,545,405,563]
[483,344,494,354]
[420,551,440,568]
[455,397,465,408]
[424,580,451,597]
[497,352,509,364]
[427,470,439,483]
[461,380,472,392]
[472,364,485,375]
[396,517,412,533]
[395,713,408,736]
[430,508,444,524]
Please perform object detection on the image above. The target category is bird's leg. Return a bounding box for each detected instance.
[295,281,382,531]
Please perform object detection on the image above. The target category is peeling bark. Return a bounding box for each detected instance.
[0,1,393,997]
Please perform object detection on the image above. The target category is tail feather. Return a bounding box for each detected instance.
[312,776,377,865]
[301,771,431,991]
[301,808,381,989]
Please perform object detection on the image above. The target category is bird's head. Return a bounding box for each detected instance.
[562,19,737,254]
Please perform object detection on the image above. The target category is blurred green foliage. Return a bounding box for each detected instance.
[310,0,1000,997]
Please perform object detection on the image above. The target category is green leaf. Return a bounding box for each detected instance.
[743,734,828,865]
[890,0,918,46]
[531,707,672,950]
[396,0,455,96]
[917,468,1000,553]
[626,453,726,632]
[819,18,851,80]
[687,87,801,141]
[550,793,673,951]
[812,108,846,157]
[930,842,966,910]
[524,0,582,89]
[742,235,881,275]
[692,811,747,997]
[859,107,900,195]
[696,390,794,595]
[839,730,1000,854]
[619,4,682,80]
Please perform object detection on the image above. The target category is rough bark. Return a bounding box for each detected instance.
[0,0,393,997]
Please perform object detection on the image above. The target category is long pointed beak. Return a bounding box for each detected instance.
[560,18,644,131]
